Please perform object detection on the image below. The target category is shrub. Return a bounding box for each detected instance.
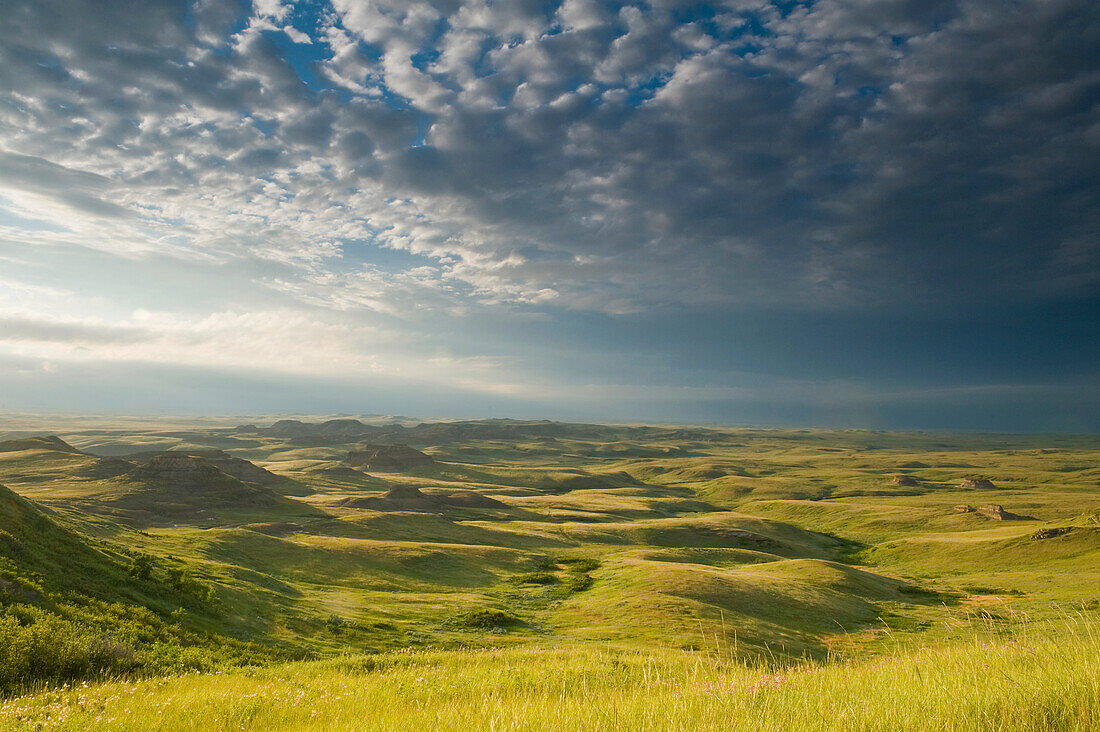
[128,554,153,581]
[0,606,138,694]
[560,573,593,593]
[454,609,519,629]
[552,557,599,596]
[165,567,189,591]
[510,572,558,585]
[163,566,217,606]
[558,558,600,573]
[529,555,557,571]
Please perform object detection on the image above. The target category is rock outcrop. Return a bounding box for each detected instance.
[976,504,1024,520]
[954,503,1028,520]
[960,477,999,490]
[1032,527,1073,540]
[891,474,920,487]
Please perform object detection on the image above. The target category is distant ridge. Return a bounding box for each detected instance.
[0,435,83,454]
[345,444,434,472]
[250,419,379,441]
[236,418,728,445]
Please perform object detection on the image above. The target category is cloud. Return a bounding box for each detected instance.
[0,0,1094,317]
[0,152,131,218]
[0,309,391,374]
[0,306,548,400]
[0,315,148,345]
[0,0,1096,428]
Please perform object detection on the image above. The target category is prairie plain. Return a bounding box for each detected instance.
[0,417,1097,730]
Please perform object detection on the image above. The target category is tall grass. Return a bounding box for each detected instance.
[2,616,1097,731]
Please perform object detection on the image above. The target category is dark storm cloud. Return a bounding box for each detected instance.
[814,0,1100,299]
[1,0,1095,313]
[330,0,1100,309]
[0,0,1097,431]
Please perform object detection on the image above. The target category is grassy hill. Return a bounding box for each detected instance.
[0,420,1096,727]
[0,481,287,693]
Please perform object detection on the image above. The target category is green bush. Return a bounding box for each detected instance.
[165,567,188,591]
[0,606,137,693]
[552,557,599,596]
[163,566,217,606]
[560,573,593,593]
[128,554,153,581]
[529,555,557,571]
[558,558,600,573]
[454,609,519,629]
[510,572,558,585]
[0,588,281,694]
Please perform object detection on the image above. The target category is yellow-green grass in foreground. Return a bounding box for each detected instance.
[3,619,1097,731]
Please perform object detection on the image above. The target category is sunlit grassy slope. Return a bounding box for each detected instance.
[3,617,1098,731]
[0,419,1097,728]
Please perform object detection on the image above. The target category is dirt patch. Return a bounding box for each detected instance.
[1032,527,1074,540]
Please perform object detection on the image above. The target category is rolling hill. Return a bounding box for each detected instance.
[0,419,1096,727]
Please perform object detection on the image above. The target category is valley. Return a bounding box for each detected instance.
[0,417,1097,729]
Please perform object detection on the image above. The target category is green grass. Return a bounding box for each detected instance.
[0,420,1097,726]
[1,617,1097,731]
[0,482,286,693]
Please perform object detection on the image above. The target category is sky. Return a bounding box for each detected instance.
[0,0,1097,431]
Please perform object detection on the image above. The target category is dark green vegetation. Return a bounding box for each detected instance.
[0,420,1097,694]
[0,479,280,694]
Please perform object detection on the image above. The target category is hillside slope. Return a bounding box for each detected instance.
[0,483,282,692]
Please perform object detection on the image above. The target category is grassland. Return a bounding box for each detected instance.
[0,418,1097,728]
[2,617,1097,731]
